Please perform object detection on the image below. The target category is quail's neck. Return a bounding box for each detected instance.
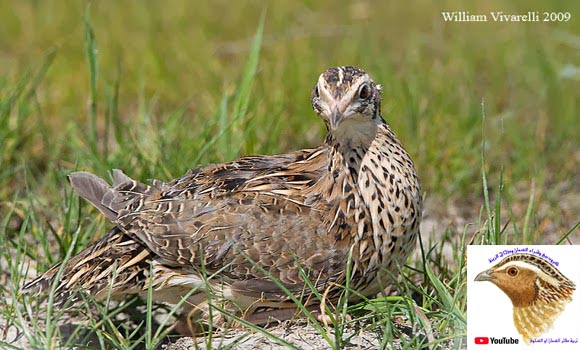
[326,117,386,153]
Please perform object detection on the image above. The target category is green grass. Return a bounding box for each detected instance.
[0,0,578,349]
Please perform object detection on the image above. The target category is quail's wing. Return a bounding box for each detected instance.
[77,147,347,299]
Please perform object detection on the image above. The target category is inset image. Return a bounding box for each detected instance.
[467,245,580,348]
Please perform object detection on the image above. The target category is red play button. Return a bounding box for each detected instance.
[474,337,489,344]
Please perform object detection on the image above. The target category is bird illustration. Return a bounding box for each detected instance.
[23,66,422,330]
[474,253,576,344]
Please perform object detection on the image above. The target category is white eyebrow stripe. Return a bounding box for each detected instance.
[317,75,333,103]
[341,82,360,105]
[497,261,560,286]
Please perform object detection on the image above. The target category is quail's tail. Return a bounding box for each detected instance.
[22,170,161,305]
[22,227,152,306]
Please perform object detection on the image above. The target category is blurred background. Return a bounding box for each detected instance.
[1,0,578,240]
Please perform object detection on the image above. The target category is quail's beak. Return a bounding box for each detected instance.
[474,269,496,282]
[327,99,350,131]
[329,108,342,131]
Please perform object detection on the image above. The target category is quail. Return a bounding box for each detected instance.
[24,66,423,328]
[475,253,576,344]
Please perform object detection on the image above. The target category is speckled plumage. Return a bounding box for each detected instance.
[24,66,422,327]
[475,253,576,344]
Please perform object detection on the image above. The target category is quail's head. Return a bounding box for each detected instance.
[311,66,382,133]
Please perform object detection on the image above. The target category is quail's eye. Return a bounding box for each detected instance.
[313,86,320,98]
[358,84,370,100]
[507,267,518,277]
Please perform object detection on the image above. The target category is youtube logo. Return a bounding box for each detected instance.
[474,337,489,345]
